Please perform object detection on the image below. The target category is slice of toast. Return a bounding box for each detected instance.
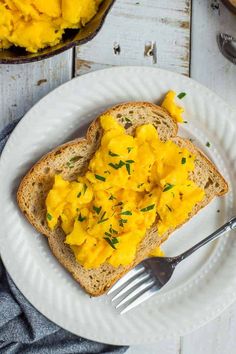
[17,102,228,296]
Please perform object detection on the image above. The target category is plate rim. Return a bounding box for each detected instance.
[0,66,236,345]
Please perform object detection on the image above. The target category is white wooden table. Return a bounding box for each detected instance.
[0,1,236,353]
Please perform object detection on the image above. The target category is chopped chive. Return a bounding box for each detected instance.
[137,183,144,188]
[114,202,123,207]
[125,163,131,175]
[126,160,134,164]
[104,237,119,249]
[109,194,116,200]
[78,213,86,222]
[100,211,106,219]
[108,161,125,170]
[70,156,80,162]
[109,151,119,157]
[104,170,111,174]
[76,208,79,212]
[47,213,52,221]
[181,157,186,165]
[120,210,132,215]
[177,92,186,99]
[77,192,81,198]
[166,204,172,212]
[163,183,175,192]
[140,204,155,212]
[184,121,188,124]
[119,219,127,227]
[93,206,102,215]
[98,211,108,224]
[95,174,106,181]
[105,231,112,237]
[125,117,131,123]
[206,141,211,147]
[127,147,133,153]
[83,184,88,194]
[98,218,109,224]
[109,226,118,234]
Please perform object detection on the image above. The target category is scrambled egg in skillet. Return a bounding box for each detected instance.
[0,0,103,52]
[46,112,205,269]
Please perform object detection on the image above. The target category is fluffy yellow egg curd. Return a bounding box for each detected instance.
[161,90,185,123]
[0,0,103,52]
[46,114,204,269]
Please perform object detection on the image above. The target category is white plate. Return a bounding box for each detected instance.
[0,67,236,345]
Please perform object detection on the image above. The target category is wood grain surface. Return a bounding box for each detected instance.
[76,0,191,76]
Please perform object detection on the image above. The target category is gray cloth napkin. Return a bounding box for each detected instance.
[0,120,128,354]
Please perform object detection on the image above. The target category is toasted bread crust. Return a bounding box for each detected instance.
[17,102,228,296]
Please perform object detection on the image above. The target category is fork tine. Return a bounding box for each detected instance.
[116,278,154,309]
[111,272,150,301]
[120,285,157,314]
[107,264,145,295]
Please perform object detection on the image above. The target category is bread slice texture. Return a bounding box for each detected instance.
[17,102,228,296]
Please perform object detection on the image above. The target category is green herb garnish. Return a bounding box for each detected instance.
[163,183,175,192]
[120,210,132,215]
[109,151,119,157]
[127,147,133,153]
[95,174,106,182]
[126,160,134,164]
[104,232,112,237]
[78,213,86,222]
[166,204,172,212]
[177,92,186,99]
[137,183,144,188]
[109,226,118,234]
[93,206,102,215]
[125,163,131,175]
[47,213,52,221]
[77,192,81,198]
[98,218,109,224]
[119,219,128,227]
[206,141,211,147]
[104,170,111,174]
[181,157,186,165]
[140,204,155,212]
[125,117,131,123]
[104,237,119,249]
[114,202,123,207]
[98,211,109,224]
[83,184,87,194]
[109,194,116,200]
[109,161,125,170]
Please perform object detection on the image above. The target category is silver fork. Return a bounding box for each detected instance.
[108,217,236,314]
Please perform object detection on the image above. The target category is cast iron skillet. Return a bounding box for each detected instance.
[0,0,116,64]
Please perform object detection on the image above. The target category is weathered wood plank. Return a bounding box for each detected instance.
[0,50,73,131]
[191,0,236,108]
[126,338,180,354]
[181,2,236,354]
[182,303,236,354]
[76,0,191,76]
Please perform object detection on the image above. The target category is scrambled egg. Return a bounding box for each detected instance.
[162,90,185,123]
[0,0,103,52]
[46,113,205,269]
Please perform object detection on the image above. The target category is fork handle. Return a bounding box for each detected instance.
[172,217,236,265]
